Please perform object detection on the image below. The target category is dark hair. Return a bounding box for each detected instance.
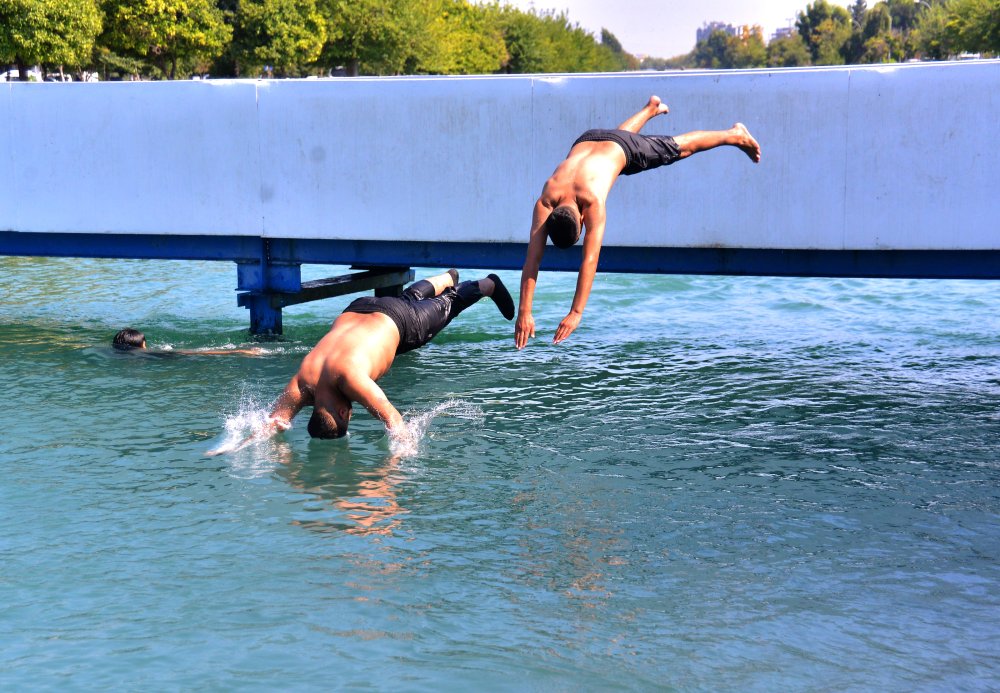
[543,205,581,249]
[308,408,347,439]
[113,328,145,351]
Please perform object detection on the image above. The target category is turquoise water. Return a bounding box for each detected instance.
[2,256,999,689]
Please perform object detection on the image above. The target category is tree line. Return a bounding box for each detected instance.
[0,0,995,81]
[646,0,998,71]
[0,0,636,81]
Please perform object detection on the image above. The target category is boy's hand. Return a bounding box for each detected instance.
[553,312,582,345]
[515,312,535,350]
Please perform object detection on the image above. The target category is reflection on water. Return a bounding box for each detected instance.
[275,444,407,537]
[215,399,485,534]
[388,399,484,457]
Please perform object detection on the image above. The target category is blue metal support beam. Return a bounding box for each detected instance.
[234,240,303,335]
[1,232,998,280]
[2,232,998,334]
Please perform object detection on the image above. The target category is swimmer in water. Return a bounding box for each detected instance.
[247,270,513,443]
[112,328,263,356]
[515,95,761,349]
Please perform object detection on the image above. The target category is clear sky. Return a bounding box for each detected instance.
[502,0,853,58]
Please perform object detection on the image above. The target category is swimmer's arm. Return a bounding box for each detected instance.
[203,382,297,456]
[268,376,310,430]
[516,199,549,349]
[203,376,304,457]
[341,374,403,434]
[554,205,605,345]
[176,347,264,356]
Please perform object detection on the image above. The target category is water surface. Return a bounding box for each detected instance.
[1,257,998,689]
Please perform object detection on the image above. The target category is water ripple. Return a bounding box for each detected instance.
[2,263,999,689]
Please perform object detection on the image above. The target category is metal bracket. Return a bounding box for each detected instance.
[236,263,413,335]
[267,267,414,308]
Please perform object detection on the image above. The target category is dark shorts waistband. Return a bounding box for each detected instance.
[572,128,681,175]
[343,280,483,354]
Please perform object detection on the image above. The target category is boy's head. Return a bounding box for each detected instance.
[113,328,146,351]
[307,407,349,439]
[544,205,581,249]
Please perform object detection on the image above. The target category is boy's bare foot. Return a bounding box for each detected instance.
[648,95,670,116]
[731,123,761,163]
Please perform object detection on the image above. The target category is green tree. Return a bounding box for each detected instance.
[946,0,1000,54]
[231,0,326,76]
[692,28,732,68]
[767,32,812,66]
[315,0,636,77]
[0,0,101,80]
[639,52,692,70]
[101,0,232,79]
[693,25,766,69]
[418,0,507,75]
[850,0,869,27]
[600,28,638,70]
[496,6,553,73]
[796,0,853,63]
[886,0,921,33]
[913,0,956,58]
[531,9,620,72]
[599,27,623,53]
[913,0,999,58]
[860,32,894,60]
[843,0,869,62]
[858,2,895,61]
[730,24,767,67]
[319,0,423,75]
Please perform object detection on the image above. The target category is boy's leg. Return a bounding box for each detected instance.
[410,276,515,346]
[443,281,485,321]
[442,275,514,323]
[672,123,761,163]
[402,269,459,301]
[617,95,670,133]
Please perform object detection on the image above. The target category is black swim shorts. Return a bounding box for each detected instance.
[343,279,483,354]
[572,128,681,176]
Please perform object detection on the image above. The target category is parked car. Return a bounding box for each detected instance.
[1,68,44,82]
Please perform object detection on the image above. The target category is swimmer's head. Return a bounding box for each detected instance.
[113,327,146,351]
[307,407,348,439]
[544,205,581,249]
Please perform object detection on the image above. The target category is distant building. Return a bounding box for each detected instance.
[771,26,794,42]
[696,21,738,44]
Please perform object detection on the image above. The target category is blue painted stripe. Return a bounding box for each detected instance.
[1,232,997,279]
[0,232,263,262]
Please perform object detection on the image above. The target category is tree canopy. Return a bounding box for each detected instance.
[0,0,101,78]
[682,0,996,70]
[100,0,232,79]
[230,0,326,77]
[1,0,996,79]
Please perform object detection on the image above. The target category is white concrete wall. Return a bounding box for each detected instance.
[1,61,997,250]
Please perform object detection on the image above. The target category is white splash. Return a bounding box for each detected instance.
[388,399,483,458]
[204,389,276,458]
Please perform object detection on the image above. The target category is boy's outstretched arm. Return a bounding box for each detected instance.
[203,377,306,456]
[341,373,402,434]
[269,375,309,430]
[515,200,550,350]
[553,204,606,345]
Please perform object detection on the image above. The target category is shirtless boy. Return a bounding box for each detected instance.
[259,270,513,441]
[515,95,761,349]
